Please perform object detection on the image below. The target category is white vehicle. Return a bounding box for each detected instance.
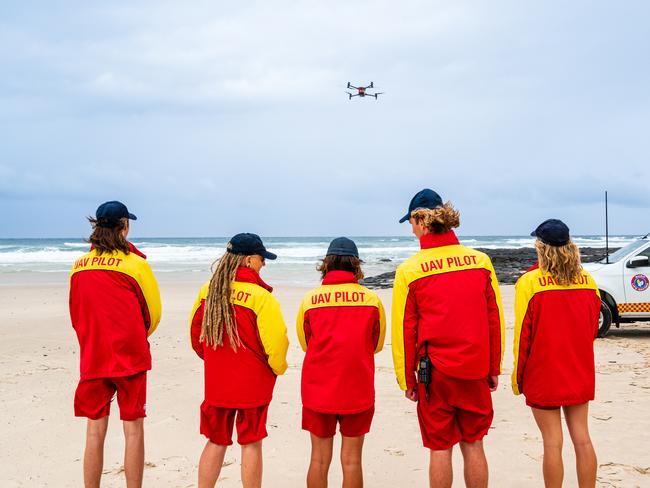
[582,234,650,337]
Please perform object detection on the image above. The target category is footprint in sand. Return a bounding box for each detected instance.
[599,461,650,478]
[384,447,405,456]
[592,414,612,421]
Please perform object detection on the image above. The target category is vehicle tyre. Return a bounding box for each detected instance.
[597,300,613,338]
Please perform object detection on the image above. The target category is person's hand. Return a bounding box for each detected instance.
[405,387,418,402]
[487,375,499,392]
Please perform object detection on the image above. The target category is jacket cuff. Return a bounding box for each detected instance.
[406,372,417,391]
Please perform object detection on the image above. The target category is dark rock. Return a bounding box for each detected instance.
[360,271,395,289]
[361,247,619,289]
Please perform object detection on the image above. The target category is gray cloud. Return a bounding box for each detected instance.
[1,1,649,237]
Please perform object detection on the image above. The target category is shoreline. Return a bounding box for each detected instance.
[0,247,620,288]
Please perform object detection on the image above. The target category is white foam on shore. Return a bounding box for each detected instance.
[0,236,640,275]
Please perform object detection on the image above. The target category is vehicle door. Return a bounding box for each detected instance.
[622,243,650,315]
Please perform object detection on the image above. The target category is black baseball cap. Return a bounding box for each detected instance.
[95,201,137,228]
[399,189,443,223]
[326,237,359,258]
[531,219,570,246]
[227,233,277,260]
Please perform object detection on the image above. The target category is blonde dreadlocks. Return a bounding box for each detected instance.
[201,252,245,350]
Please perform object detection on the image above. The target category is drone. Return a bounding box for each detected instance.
[346,82,384,100]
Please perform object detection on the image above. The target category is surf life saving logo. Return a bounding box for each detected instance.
[631,274,649,292]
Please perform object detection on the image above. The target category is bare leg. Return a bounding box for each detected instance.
[83,417,109,488]
[429,448,453,488]
[123,418,145,488]
[307,434,334,488]
[563,403,597,488]
[241,440,263,488]
[532,407,564,488]
[459,440,488,488]
[198,441,228,488]
[341,435,364,488]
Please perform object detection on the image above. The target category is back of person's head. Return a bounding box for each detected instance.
[87,201,136,255]
[531,219,582,286]
[410,202,460,234]
[87,217,130,255]
[202,233,276,351]
[317,237,364,280]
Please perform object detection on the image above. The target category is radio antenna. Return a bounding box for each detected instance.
[605,190,609,264]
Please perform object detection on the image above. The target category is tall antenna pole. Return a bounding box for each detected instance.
[605,190,609,264]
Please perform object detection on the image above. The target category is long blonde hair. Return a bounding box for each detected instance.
[535,240,583,286]
[410,202,460,234]
[201,252,245,350]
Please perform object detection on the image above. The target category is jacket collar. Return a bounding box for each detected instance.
[128,242,147,259]
[420,230,460,249]
[527,263,540,272]
[90,241,147,259]
[322,270,358,285]
[235,266,273,292]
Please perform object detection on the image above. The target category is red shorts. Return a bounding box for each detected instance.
[417,370,493,450]
[200,401,269,446]
[527,400,560,410]
[302,406,374,438]
[74,372,147,421]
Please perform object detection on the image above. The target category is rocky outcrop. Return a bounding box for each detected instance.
[361,247,618,289]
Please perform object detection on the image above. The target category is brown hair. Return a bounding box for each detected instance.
[87,217,130,255]
[201,252,245,350]
[410,202,460,234]
[317,255,364,281]
[535,240,583,286]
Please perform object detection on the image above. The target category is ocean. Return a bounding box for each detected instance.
[0,235,638,286]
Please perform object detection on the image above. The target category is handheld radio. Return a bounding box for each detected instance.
[418,341,432,401]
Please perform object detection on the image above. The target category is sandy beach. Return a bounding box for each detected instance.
[1,272,649,487]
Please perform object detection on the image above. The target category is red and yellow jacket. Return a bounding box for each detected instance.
[391,231,505,391]
[512,264,600,406]
[190,267,289,408]
[296,271,386,414]
[69,243,162,380]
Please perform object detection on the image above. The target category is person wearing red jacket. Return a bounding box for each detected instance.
[189,233,289,488]
[513,219,601,488]
[69,201,162,488]
[391,189,504,488]
[296,237,386,488]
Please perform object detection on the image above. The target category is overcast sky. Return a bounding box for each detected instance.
[1,1,648,238]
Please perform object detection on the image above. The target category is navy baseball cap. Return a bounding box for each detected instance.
[399,189,443,223]
[227,233,277,260]
[95,201,137,228]
[326,237,359,258]
[531,219,570,246]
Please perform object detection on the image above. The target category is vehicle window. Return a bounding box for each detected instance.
[637,246,650,259]
[602,239,648,263]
